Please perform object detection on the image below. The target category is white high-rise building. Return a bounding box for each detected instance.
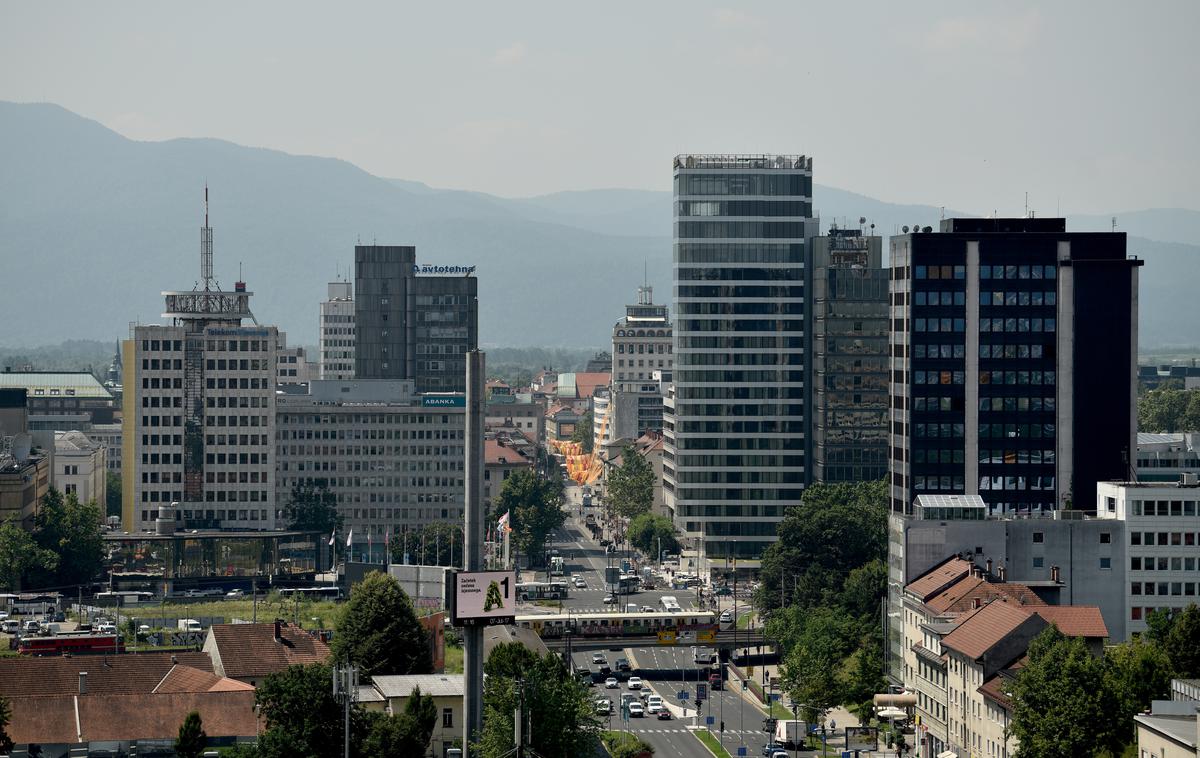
[319,280,355,380]
[122,194,279,532]
[664,154,818,568]
[611,286,672,435]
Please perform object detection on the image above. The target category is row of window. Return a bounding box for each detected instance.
[980,264,1057,280]
[979,397,1057,413]
[676,200,811,217]
[204,359,270,371]
[616,342,670,354]
[1131,554,1199,572]
[1132,605,1192,621]
[979,475,1057,491]
[979,290,1057,306]
[978,449,1057,465]
[138,509,268,523]
[1131,530,1200,546]
[677,266,804,281]
[1130,500,1200,517]
[206,377,270,390]
[977,343,1055,360]
[674,243,805,265]
[980,370,1057,386]
[981,317,1057,333]
[914,265,967,280]
[674,173,812,197]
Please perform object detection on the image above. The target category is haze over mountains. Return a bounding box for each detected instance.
[1,101,1197,349]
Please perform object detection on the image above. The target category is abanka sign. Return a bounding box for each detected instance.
[451,570,517,626]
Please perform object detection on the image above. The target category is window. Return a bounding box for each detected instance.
[1100,532,1111,544]
[1033,557,1044,569]
[442,708,453,728]
[1100,557,1111,570]
[1032,532,1044,544]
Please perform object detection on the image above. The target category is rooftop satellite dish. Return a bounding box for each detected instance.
[859,217,867,225]
[12,433,32,463]
[902,226,910,233]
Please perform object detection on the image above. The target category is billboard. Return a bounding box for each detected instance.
[844,726,878,750]
[451,570,517,626]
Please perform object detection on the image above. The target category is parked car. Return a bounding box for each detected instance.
[627,676,643,690]
[225,589,244,598]
[605,677,619,689]
[627,701,644,718]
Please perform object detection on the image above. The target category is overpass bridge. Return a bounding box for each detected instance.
[537,627,769,653]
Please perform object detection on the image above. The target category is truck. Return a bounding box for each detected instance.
[550,556,565,576]
[177,618,202,632]
[773,719,808,749]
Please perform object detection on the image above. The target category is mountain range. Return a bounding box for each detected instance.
[1,101,1197,349]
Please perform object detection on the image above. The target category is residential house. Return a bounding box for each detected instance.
[203,620,331,686]
[369,674,464,757]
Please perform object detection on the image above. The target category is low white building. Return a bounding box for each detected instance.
[1096,479,1200,635]
[54,430,106,504]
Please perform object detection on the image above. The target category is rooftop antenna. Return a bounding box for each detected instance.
[201,185,214,291]
[1024,192,1029,218]
[1112,216,1117,232]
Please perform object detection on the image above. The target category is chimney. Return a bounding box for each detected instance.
[1051,565,1060,582]
[171,654,178,664]
[985,559,993,576]
[998,565,1007,581]
[78,672,88,694]
[274,620,282,643]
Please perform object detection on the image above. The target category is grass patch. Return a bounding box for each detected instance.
[736,611,754,629]
[445,643,464,674]
[694,729,733,757]
[601,730,653,757]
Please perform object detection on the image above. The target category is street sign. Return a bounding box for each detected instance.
[678,690,690,702]
[706,716,715,726]
[768,692,782,702]
[697,629,716,643]
[450,570,517,626]
[696,682,708,701]
[657,630,677,645]
[737,749,747,757]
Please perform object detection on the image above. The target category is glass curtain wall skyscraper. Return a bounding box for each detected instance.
[663,154,818,563]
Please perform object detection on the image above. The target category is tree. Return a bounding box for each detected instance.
[476,643,600,758]
[174,711,207,758]
[25,489,104,588]
[1011,626,1120,757]
[1137,387,1200,432]
[607,444,654,519]
[283,481,342,535]
[360,686,438,756]
[837,558,888,621]
[755,480,887,614]
[1105,635,1174,749]
[627,513,679,558]
[0,517,58,591]
[494,469,564,564]
[389,522,463,567]
[776,607,853,723]
[570,410,594,453]
[105,470,122,519]
[0,694,13,755]
[254,663,372,758]
[331,570,432,679]
[1161,603,1200,678]
[843,633,886,715]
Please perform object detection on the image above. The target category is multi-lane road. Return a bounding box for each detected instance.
[513,484,777,758]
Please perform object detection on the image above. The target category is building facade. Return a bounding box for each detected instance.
[611,286,673,435]
[275,380,465,559]
[354,245,415,382]
[1096,480,1200,636]
[319,280,355,380]
[122,208,279,532]
[408,275,478,393]
[1136,433,1200,483]
[811,227,888,483]
[0,371,118,431]
[664,153,817,562]
[54,430,106,504]
[889,218,1140,517]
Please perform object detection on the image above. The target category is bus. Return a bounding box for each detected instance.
[515,610,717,639]
[95,591,154,604]
[278,586,342,601]
[550,556,565,576]
[516,581,570,602]
[659,595,682,613]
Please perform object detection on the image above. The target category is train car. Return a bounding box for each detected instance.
[515,610,717,639]
[18,633,124,656]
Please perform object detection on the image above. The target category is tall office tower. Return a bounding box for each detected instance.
[355,245,415,381]
[123,195,278,531]
[354,245,478,393]
[408,275,478,393]
[811,227,889,483]
[888,217,1140,517]
[319,280,355,379]
[611,286,673,434]
[663,154,818,565]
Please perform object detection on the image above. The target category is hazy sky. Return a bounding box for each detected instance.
[3,1,1197,214]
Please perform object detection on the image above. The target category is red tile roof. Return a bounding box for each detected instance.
[905,558,973,602]
[485,438,532,467]
[0,652,214,698]
[940,600,1035,660]
[207,621,330,680]
[571,372,611,400]
[927,576,1047,614]
[153,664,254,693]
[8,690,259,744]
[1029,605,1109,639]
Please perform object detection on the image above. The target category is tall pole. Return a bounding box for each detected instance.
[464,350,486,753]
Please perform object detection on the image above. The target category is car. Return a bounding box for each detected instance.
[769,752,788,758]
[762,745,784,757]
[225,589,245,598]
[714,585,733,596]
[602,594,618,604]
[646,695,663,708]
[627,677,643,690]
[719,609,734,623]
[595,699,611,715]
[615,658,630,672]
[640,605,655,613]
[599,538,611,547]
[605,677,619,689]
[708,673,722,690]
[627,701,644,717]
[647,701,663,715]
[0,612,7,621]
[573,577,587,588]
[656,708,672,720]
[591,652,607,665]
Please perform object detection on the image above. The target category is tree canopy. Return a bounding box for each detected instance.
[283,481,342,535]
[331,571,432,679]
[627,512,678,558]
[494,468,564,564]
[1011,626,1120,758]
[570,410,594,453]
[476,642,600,758]
[174,711,207,758]
[1153,602,1200,678]
[360,686,438,757]
[105,470,122,519]
[0,694,13,755]
[388,522,463,567]
[607,444,654,519]
[0,517,58,591]
[0,488,103,591]
[755,480,888,614]
[1138,387,1200,432]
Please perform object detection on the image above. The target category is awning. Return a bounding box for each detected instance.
[937,751,958,758]
[873,692,918,707]
[876,707,908,720]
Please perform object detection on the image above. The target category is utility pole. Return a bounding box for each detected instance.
[463,351,486,753]
[332,661,358,758]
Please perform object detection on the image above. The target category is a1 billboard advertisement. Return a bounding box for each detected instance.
[452,571,517,626]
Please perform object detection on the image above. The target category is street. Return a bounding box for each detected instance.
[528,483,777,758]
